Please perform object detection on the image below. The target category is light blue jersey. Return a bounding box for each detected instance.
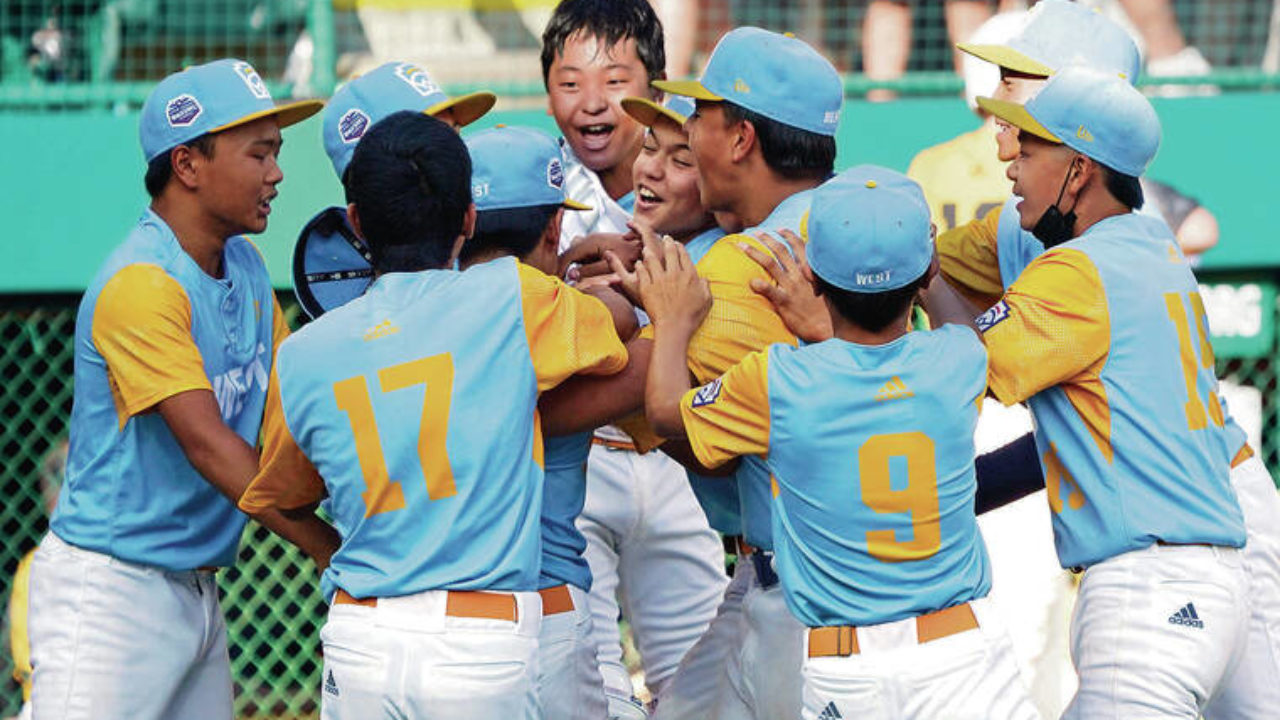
[252,257,627,599]
[540,431,594,591]
[681,326,992,626]
[983,212,1246,568]
[53,209,277,571]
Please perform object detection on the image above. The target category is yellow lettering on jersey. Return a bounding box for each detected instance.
[874,376,914,402]
[363,320,401,342]
[333,352,457,517]
[1043,442,1085,513]
[1164,292,1223,431]
[860,432,941,563]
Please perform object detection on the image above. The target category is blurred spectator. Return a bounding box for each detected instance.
[1141,178,1220,261]
[863,0,1025,101]
[1115,0,1212,81]
[648,0,698,77]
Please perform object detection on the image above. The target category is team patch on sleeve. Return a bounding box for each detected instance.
[691,378,723,408]
[975,300,1011,333]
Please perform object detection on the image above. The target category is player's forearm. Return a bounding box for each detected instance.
[540,338,651,436]
[920,273,982,338]
[249,505,341,572]
[647,322,697,438]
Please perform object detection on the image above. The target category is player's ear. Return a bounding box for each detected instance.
[545,208,565,251]
[170,145,200,191]
[346,203,365,240]
[731,117,755,164]
[462,202,477,240]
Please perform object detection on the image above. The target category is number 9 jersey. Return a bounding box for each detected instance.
[680,325,993,627]
[979,212,1246,569]
[240,257,628,600]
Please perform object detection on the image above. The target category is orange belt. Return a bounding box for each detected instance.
[807,603,979,658]
[591,436,638,452]
[1232,443,1254,469]
[539,585,576,615]
[333,588,519,622]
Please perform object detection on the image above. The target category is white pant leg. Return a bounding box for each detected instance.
[800,598,1039,720]
[615,449,727,696]
[1064,544,1251,720]
[28,532,231,720]
[578,444,642,704]
[321,590,542,720]
[1204,457,1280,720]
[539,585,609,720]
[714,574,804,720]
[653,559,750,720]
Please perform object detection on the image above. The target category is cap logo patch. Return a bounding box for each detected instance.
[1076,125,1094,142]
[856,270,891,287]
[691,378,723,408]
[166,94,203,127]
[547,158,565,191]
[733,78,751,94]
[976,300,1011,333]
[394,63,441,98]
[338,109,370,144]
[233,61,270,100]
[823,110,840,126]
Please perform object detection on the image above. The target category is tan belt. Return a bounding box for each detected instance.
[334,588,519,621]
[807,602,979,658]
[1232,443,1254,469]
[539,584,576,615]
[591,436,638,452]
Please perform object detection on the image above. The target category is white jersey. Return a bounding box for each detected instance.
[558,140,634,253]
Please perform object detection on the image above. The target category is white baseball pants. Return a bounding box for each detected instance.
[711,567,805,720]
[28,531,232,720]
[538,584,608,720]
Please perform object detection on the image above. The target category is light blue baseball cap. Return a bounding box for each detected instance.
[958,0,1141,83]
[465,126,591,212]
[653,27,843,137]
[977,66,1160,177]
[808,166,933,293]
[322,61,497,178]
[140,58,323,162]
[620,94,696,128]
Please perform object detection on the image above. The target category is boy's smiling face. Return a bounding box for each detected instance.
[547,31,653,179]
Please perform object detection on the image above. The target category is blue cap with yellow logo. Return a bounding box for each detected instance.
[958,0,1141,82]
[140,58,323,162]
[808,166,934,293]
[977,66,1160,177]
[465,126,591,212]
[652,27,842,137]
[322,61,497,178]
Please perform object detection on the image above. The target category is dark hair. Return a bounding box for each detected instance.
[144,133,216,198]
[461,204,561,265]
[1099,163,1144,210]
[721,102,835,182]
[540,0,666,87]
[814,270,929,333]
[344,111,473,273]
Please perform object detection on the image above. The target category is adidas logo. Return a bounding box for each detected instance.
[818,701,843,720]
[1168,602,1204,629]
[874,376,914,402]
[324,669,340,696]
[363,319,400,342]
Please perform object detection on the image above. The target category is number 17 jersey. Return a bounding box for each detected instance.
[241,257,627,600]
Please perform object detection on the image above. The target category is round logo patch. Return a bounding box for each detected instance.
[547,158,565,190]
[166,94,203,127]
[339,109,370,144]
[233,61,271,100]
[394,63,441,99]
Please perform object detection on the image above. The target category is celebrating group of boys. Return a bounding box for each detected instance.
[20,0,1280,719]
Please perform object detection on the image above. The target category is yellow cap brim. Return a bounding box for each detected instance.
[427,91,498,128]
[563,199,592,211]
[975,96,1062,143]
[956,42,1054,78]
[209,98,325,134]
[651,79,723,102]
[621,97,687,128]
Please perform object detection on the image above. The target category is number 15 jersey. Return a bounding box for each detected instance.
[681,325,992,628]
[240,257,627,600]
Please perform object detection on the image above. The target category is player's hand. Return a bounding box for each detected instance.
[741,230,834,343]
[637,236,711,334]
[561,232,642,282]
[604,221,662,307]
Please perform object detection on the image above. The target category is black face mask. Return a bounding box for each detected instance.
[1031,158,1079,248]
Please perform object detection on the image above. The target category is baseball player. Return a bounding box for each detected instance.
[458,125,610,720]
[27,59,333,720]
[928,66,1252,717]
[639,165,1038,720]
[238,111,628,719]
[647,26,844,720]
[541,2,728,714]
